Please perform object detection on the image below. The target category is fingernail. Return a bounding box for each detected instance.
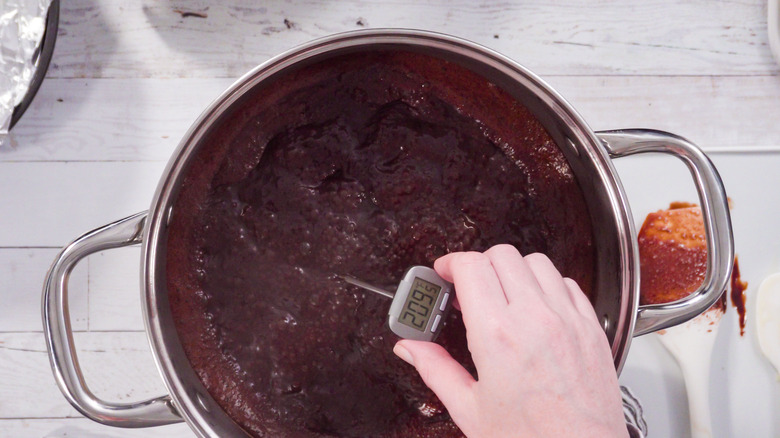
[393,343,414,366]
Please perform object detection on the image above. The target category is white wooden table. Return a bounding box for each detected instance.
[2,1,779,436]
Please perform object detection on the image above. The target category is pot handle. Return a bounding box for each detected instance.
[597,129,734,337]
[42,211,183,427]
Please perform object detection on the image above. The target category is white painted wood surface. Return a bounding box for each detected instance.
[0,419,192,438]
[7,76,780,165]
[48,0,778,78]
[2,1,778,437]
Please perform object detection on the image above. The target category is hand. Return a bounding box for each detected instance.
[393,245,628,438]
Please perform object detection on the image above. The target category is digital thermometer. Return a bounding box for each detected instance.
[342,266,454,342]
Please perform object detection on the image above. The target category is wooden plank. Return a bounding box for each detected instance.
[5,75,780,164]
[0,332,172,419]
[0,418,194,438]
[49,0,777,79]
[548,74,780,151]
[0,249,88,332]
[88,247,145,332]
[0,162,165,247]
[3,78,233,162]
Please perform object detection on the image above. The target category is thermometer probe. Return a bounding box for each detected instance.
[343,266,454,342]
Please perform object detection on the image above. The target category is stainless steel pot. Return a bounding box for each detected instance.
[42,29,734,435]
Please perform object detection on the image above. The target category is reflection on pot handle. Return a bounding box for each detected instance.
[42,211,184,427]
[597,129,734,337]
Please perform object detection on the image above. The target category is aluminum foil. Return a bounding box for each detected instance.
[0,0,52,145]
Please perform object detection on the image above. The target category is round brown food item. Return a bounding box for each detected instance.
[638,204,711,306]
[166,50,595,437]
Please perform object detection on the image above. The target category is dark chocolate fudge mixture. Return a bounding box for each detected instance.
[166,51,595,437]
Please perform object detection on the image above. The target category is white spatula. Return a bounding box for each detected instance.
[656,306,724,438]
[757,273,780,377]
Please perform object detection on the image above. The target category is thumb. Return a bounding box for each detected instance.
[394,340,476,421]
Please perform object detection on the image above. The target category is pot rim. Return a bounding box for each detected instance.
[141,28,639,437]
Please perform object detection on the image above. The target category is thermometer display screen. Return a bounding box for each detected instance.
[398,277,441,331]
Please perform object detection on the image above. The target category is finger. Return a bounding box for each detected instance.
[563,277,599,323]
[523,253,574,312]
[433,253,456,283]
[394,340,476,422]
[483,244,544,305]
[434,251,509,323]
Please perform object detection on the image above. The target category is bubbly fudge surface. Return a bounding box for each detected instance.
[166,50,595,437]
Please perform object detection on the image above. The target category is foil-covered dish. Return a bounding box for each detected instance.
[1,0,58,146]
